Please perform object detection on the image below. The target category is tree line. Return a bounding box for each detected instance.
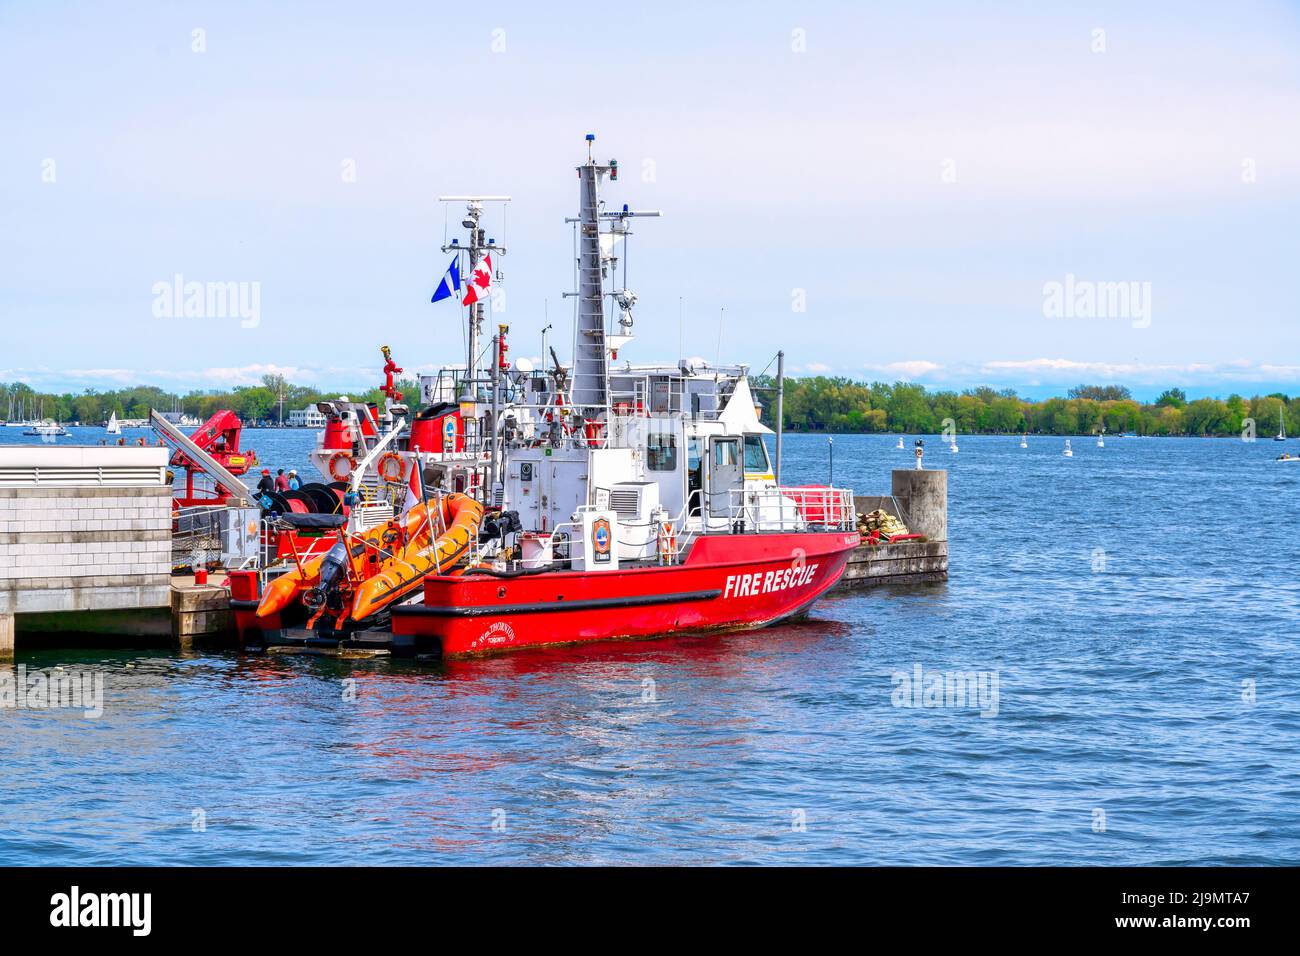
[753,379,1298,437]
[0,374,420,426]
[3,373,1296,438]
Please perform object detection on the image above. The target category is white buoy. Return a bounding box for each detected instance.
[1064,439,1073,457]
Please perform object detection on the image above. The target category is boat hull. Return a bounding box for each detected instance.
[391,530,860,656]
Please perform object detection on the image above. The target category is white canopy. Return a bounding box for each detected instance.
[719,377,774,435]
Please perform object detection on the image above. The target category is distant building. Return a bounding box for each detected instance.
[287,405,326,428]
[158,411,201,427]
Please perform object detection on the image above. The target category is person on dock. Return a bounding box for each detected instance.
[287,470,300,491]
[256,468,275,496]
[274,469,290,492]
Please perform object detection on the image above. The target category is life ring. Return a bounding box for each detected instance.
[658,520,676,563]
[327,451,355,482]
[377,451,406,484]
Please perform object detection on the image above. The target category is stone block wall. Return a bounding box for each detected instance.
[0,448,171,623]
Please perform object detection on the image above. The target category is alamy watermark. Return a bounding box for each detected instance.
[891,663,999,718]
[50,886,150,936]
[1042,273,1151,329]
[152,274,261,328]
[1,665,105,718]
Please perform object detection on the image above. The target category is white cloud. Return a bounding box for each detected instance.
[1,364,385,391]
[865,360,944,380]
[9,357,1300,397]
[979,358,1300,386]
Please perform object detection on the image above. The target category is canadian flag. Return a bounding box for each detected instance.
[461,252,494,306]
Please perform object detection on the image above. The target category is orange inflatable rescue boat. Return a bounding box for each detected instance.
[255,492,483,628]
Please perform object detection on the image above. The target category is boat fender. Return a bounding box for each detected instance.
[328,451,355,481]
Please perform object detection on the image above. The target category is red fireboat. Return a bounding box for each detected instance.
[228,135,859,658]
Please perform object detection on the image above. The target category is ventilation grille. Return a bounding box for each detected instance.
[608,487,641,520]
[353,501,395,531]
[0,465,167,488]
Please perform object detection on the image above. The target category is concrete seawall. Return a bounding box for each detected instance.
[0,447,172,657]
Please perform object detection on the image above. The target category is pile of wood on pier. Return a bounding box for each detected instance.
[856,509,925,545]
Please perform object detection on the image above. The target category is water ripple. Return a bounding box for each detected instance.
[1,433,1298,863]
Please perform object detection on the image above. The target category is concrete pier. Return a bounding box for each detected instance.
[0,446,172,655]
[171,574,236,649]
[890,468,948,542]
[837,469,948,590]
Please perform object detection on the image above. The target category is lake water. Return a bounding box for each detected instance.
[2,428,1298,864]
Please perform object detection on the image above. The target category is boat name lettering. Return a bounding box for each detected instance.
[723,563,820,599]
[476,621,517,647]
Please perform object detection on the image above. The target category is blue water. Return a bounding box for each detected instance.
[2,429,1298,865]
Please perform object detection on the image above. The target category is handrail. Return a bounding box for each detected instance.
[499,484,854,573]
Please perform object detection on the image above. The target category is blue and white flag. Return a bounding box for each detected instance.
[430,255,461,303]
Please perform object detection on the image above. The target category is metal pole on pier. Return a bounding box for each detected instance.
[828,435,834,486]
[774,350,785,484]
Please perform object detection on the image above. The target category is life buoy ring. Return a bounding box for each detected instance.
[327,451,355,482]
[658,520,676,563]
[377,451,406,484]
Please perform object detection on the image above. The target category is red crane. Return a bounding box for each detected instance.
[171,410,259,506]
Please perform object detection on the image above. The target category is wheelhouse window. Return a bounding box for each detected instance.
[647,432,677,471]
[743,434,771,473]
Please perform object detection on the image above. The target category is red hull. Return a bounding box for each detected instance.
[391,530,859,657]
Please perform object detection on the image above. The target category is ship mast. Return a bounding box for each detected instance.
[571,135,610,426]
[463,202,486,403]
[439,194,509,493]
[566,134,660,440]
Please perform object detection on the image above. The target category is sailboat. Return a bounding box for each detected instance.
[1096,429,1105,448]
[1063,439,1073,457]
[896,437,904,449]
[22,400,67,437]
[1276,407,1287,442]
[105,412,122,435]
[24,420,68,437]
[1019,433,1027,448]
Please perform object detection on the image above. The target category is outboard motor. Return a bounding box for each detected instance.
[303,540,349,612]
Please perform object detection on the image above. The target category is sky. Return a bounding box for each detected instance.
[2,0,1299,401]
